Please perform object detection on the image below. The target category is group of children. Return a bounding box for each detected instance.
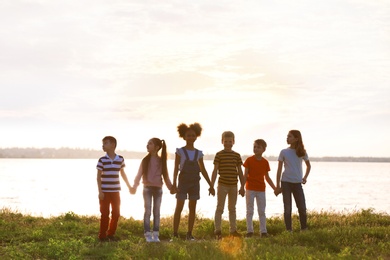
[96,123,311,242]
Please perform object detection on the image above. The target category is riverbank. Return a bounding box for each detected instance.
[1,208,389,259]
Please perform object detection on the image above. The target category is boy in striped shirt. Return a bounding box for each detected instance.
[211,131,245,240]
[96,136,132,242]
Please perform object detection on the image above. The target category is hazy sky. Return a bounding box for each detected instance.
[1,0,389,157]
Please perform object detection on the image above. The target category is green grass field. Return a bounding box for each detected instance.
[0,208,389,259]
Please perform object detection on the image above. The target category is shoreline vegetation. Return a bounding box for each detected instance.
[1,208,389,259]
[1,147,390,162]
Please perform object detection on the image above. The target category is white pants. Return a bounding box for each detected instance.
[246,190,267,233]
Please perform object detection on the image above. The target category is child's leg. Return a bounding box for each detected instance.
[245,190,255,233]
[281,182,293,231]
[99,193,110,239]
[143,187,153,232]
[152,187,163,232]
[227,186,238,233]
[215,185,228,233]
[188,200,197,234]
[256,191,267,234]
[107,192,121,237]
[173,199,185,234]
[292,183,307,230]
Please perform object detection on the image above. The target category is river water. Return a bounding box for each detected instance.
[0,159,389,219]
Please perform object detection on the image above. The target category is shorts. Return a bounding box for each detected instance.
[176,179,200,201]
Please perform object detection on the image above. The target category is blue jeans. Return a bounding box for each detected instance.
[143,186,163,232]
[281,181,307,231]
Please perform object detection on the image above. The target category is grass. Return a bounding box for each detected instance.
[0,208,389,259]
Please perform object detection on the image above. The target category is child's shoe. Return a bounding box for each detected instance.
[245,232,254,238]
[144,231,153,242]
[186,232,195,241]
[153,231,160,242]
[215,231,222,240]
[230,231,242,237]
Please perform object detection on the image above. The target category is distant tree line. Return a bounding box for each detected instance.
[0,148,389,162]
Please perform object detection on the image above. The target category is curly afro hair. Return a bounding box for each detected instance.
[177,122,202,138]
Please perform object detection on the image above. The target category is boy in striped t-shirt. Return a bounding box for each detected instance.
[211,131,245,240]
[96,136,132,242]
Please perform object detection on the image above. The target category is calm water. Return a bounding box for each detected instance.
[0,159,389,219]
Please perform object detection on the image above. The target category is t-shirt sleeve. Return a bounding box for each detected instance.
[278,150,284,161]
[213,152,220,164]
[237,153,243,165]
[97,158,103,170]
[243,157,249,168]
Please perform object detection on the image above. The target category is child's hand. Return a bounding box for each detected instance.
[208,187,215,196]
[239,187,245,197]
[274,188,282,196]
[98,192,104,200]
[170,186,177,194]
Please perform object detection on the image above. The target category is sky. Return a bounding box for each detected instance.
[1,0,389,157]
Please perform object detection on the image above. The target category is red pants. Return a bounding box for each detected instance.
[99,192,121,239]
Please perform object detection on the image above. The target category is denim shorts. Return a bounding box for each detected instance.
[176,177,200,201]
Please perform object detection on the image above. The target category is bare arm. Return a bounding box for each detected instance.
[265,172,276,191]
[210,163,219,188]
[97,170,104,200]
[302,160,311,184]
[198,158,215,196]
[237,165,245,196]
[243,167,249,186]
[120,168,132,191]
[276,161,283,189]
[171,153,180,193]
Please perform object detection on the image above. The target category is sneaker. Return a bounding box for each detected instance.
[230,231,242,237]
[153,231,160,242]
[245,232,254,238]
[107,235,120,242]
[169,233,179,242]
[144,231,153,242]
[99,237,109,242]
[186,233,195,241]
[215,231,222,240]
[261,233,268,238]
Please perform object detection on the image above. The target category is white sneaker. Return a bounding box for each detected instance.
[153,231,160,242]
[144,231,153,242]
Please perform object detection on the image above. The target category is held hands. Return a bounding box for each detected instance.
[129,187,136,195]
[238,187,245,197]
[170,185,178,195]
[274,187,282,196]
[208,187,215,196]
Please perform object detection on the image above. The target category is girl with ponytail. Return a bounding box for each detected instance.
[131,138,173,242]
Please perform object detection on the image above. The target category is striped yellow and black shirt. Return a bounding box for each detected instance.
[213,150,243,186]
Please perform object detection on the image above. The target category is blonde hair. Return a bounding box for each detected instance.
[221,131,235,141]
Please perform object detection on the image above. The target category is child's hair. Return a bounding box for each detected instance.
[289,130,306,157]
[102,136,117,148]
[141,138,168,179]
[177,123,202,138]
[254,139,267,149]
[221,131,235,141]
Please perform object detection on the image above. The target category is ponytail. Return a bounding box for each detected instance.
[161,139,169,178]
